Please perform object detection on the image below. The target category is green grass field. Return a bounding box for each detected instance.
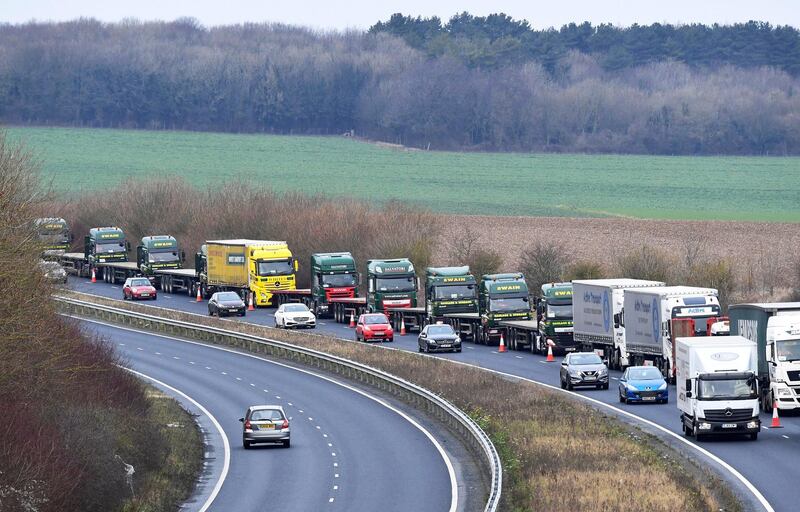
[7,126,800,221]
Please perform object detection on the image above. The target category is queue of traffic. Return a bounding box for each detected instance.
[39,219,800,442]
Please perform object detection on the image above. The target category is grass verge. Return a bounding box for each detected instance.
[120,385,204,512]
[64,290,741,511]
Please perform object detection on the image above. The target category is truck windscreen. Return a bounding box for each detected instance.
[672,306,721,335]
[322,274,356,287]
[547,303,572,319]
[376,276,415,292]
[777,340,800,362]
[149,252,179,263]
[96,242,125,253]
[257,259,293,276]
[433,284,475,300]
[490,297,529,312]
[698,378,757,400]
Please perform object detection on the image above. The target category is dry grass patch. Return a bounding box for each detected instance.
[63,290,740,512]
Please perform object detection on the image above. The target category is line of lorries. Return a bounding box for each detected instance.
[39,218,800,440]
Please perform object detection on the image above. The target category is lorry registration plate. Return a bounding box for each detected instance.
[722,423,737,429]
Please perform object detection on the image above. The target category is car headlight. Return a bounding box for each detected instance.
[658,382,667,391]
[598,368,608,375]
[455,336,461,343]
[626,383,639,392]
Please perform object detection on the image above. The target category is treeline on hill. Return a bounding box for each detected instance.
[1,16,799,154]
[0,133,183,511]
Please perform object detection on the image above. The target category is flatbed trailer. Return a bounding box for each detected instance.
[443,312,482,343]
[272,289,313,307]
[59,252,91,277]
[95,261,140,284]
[385,306,425,333]
[498,320,538,351]
[156,268,200,295]
[330,297,367,324]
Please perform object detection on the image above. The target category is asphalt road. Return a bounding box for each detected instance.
[69,277,798,512]
[78,318,455,512]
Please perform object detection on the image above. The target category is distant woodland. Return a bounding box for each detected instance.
[1,15,799,155]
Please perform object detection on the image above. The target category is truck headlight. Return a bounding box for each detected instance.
[698,422,712,430]
[746,421,759,429]
[778,388,792,396]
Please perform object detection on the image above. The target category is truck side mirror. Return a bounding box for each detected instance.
[685,379,691,392]
[765,345,772,362]
[357,273,362,285]
[181,250,186,262]
[417,277,421,292]
[614,313,621,329]
[69,233,75,242]
[126,241,131,251]
[294,259,299,272]
[685,391,692,398]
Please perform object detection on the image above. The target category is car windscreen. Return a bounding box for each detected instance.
[627,368,663,380]
[570,354,602,365]
[250,409,284,421]
[489,297,528,312]
[130,279,150,286]
[96,242,125,253]
[322,273,356,287]
[217,292,241,302]
[257,259,293,276]
[284,304,308,313]
[364,315,389,325]
[698,377,757,400]
[376,276,415,292]
[427,325,455,336]
[433,284,475,300]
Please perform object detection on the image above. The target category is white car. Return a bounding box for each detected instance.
[274,303,316,329]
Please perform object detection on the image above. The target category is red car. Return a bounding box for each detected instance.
[123,277,157,301]
[355,313,394,342]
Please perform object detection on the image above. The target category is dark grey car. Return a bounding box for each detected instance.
[240,405,290,449]
[418,323,462,353]
[208,291,246,317]
[560,352,609,390]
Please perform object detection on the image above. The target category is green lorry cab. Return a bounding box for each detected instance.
[535,282,578,353]
[137,235,185,275]
[425,266,478,320]
[310,252,359,315]
[367,258,418,312]
[35,217,72,256]
[480,272,531,328]
[86,227,129,264]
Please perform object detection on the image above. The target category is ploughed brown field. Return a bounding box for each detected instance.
[438,215,800,292]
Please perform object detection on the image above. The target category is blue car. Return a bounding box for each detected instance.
[618,366,668,404]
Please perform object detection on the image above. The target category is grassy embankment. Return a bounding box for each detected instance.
[10,125,800,222]
[66,289,742,512]
[0,131,202,512]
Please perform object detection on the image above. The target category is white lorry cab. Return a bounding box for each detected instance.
[676,336,760,441]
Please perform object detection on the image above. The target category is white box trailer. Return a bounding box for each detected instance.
[572,279,665,369]
[624,286,721,382]
[676,336,760,440]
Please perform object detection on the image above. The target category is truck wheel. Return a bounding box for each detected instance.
[692,424,704,441]
[763,393,773,413]
[748,432,758,441]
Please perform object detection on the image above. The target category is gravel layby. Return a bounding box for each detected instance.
[438,214,800,276]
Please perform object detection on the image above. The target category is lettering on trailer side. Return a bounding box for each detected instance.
[738,319,758,343]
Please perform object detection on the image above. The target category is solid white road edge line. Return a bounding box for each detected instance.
[70,316,459,512]
[122,366,231,512]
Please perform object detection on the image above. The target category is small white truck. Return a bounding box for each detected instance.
[572,279,665,370]
[623,286,722,381]
[676,336,760,440]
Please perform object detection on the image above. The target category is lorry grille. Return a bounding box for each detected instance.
[786,370,800,382]
[703,408,753,422]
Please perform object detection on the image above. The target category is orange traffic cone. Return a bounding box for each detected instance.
[349,312,355,328]
[91,267,97,283]
[196,285,202,302]
[400,318,406,336]
[771,401,782,428]
[498,333,507,353]
[546,344,555,362]
[248,292,255,311]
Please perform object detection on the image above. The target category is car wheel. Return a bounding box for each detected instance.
[418,345,423,352]
[387,337,393,343]
[456,348,462,353]
[560,377,566,390]
[566,380,573,391]
[603,383,609,390]
[596,384,602,390]
[282,439,291,448]
[240,312,246,317]
[243,439,251,449]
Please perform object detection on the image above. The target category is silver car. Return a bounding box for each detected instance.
[560,352,609,390]
[240,405,290,449]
